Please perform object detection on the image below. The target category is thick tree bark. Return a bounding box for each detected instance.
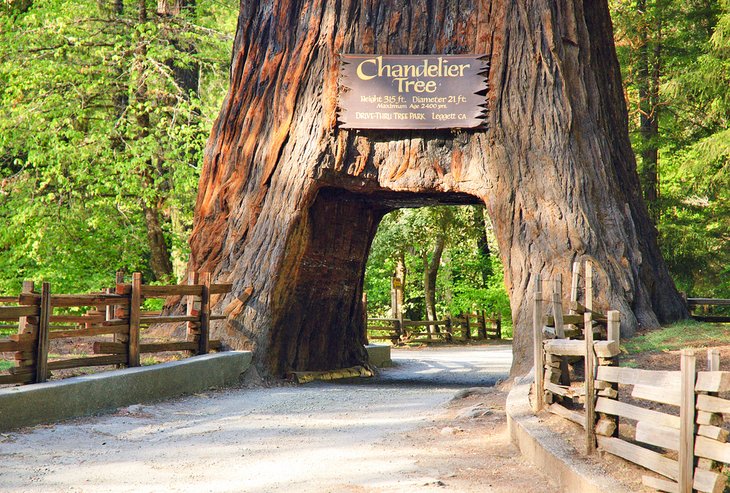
[188,0,688,378]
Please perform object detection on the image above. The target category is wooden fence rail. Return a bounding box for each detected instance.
[533,261,730,493]
[687,298,730,323]
[366,311,501,344]
[0,271,234,386]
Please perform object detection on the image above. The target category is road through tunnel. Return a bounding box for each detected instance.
[267,187,485,377]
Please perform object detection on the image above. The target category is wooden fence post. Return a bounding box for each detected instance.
[533,273,544,412]
[495,315,501,340]
[186,271,200,353]
[198,272,211,355]
[477,311,487,339]
[463,314,471,340]
[552,274,565,338]
[18,280,35,335]
[444,317,452,342]
[679,349,696,493]
[607,310,620,437]
[707,348,719,372]
[569,261,580,312]
[127,272,141,367]
[584,262,596,454]
[34,282,51,383]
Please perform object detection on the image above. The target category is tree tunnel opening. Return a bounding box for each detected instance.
[266,186,510,378]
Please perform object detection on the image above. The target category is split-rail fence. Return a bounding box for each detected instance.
[0,271,233,386]
[533,260,730,493]
[366,311,501,344]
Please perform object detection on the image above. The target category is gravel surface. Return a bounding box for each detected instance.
[0,344,557,492]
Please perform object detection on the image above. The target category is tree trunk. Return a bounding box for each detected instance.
[143,203,174,282]
[473,205,492,286]
[423,235,445,335]
[187,0,688,378]
[637,0,661,223]
[395,253,406,319]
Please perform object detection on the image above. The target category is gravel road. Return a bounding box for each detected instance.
[0,344,556,492]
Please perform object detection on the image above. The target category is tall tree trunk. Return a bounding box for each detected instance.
[637,0,661,223]
[473,205,492,286]
[143,203,174,282]
[187,0,688,378]
[423,235,445,335]
[134,0,174,282]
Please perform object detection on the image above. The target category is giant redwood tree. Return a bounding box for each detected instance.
[187,0,688,378]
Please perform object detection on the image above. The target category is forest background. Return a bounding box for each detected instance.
[0,0,727,327]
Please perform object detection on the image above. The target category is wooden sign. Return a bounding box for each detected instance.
[338,54,488,130]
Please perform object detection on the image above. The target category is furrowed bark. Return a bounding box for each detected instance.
[187,0,687,378]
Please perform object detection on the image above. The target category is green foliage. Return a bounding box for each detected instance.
[365,205,512,325]
[611,0,729,298]
[0,0,237,293]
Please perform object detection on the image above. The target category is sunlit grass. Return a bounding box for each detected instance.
[622,320,730,355]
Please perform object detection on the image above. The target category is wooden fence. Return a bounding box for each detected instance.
[0,272,232,386]
[687,298,730,323]
[366,311,501,344]
[533,261,730,493]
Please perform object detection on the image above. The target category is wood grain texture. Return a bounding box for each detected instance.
[185,0,687,377]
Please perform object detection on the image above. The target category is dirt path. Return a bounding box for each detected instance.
[0,345,557,492]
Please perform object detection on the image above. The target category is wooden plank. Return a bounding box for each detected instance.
[636,420,680,451]
[696,411,722,426]
[552,275,565,338]
[93,341,127,354]
[49,314,105,324]
[595,397,681,429]
[594,340,620,358]
[695,435,730,463]
[46,294,130,308]
[141,284,203,297]
[687,298,730,307]
[692,316,730,323]
[597,436,679,480]
[545,381,585,397]
[697,425,728,442]
[696,371,730,392]
[141,341,198,353]
[544,339,584,356]
[140,315,197,324]
[0,372,34,385]
[198,272,211,355]
[128,273,141,367]
[584,261,596,455]
[679,350,696,493]
[632,384,681,406]
[0,339,34,352]
[47,354,127,370]
[533,273,544,412]
[210,315,226,321]
[367,318,400,322]
[642,475,679,493]
[209,283,233,295]
[693,468,727,493]
[696,393,730,414]
[0,305,39,321]
[596,366,681,389]
[34,282,51,384]
[48,325,129,340]
[548,403,585,427]
[401,319,450,327]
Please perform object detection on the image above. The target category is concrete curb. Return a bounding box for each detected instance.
[0,351,252,432]
[506,371,630,493]
[365,344,392,367]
